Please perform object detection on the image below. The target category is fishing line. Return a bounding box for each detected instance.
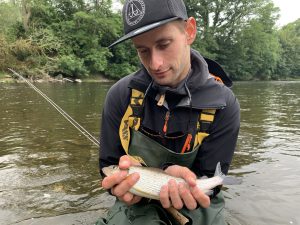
[8,68,100,147]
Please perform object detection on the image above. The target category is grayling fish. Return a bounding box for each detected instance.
[102,162,240,200]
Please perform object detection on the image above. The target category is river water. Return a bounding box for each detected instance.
[0,81,299,225]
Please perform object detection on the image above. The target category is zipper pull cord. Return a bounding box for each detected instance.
[181,133,192,154]
[163,111,170,135]
[157,93,165,106]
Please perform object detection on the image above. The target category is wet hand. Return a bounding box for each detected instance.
[159,165,210,210]
[101,155,142,205]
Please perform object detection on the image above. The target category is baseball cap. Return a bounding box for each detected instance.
[109,0,188,48]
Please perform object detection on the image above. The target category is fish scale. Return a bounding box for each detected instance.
[128,166,186,199]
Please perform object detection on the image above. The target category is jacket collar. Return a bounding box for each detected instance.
[128,49,228,109]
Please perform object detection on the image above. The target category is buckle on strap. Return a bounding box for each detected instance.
[194,109,216,148]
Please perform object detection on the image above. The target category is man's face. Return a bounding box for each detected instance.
[132,20,193,88]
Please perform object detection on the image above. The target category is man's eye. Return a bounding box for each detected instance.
[138,49,148,54]
[158,43,169,49]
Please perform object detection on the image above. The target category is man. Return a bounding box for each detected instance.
[97,0,240,224]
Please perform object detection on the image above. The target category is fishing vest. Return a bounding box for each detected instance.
[119,88,217,167]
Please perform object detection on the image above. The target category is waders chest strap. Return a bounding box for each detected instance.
[119,89,145,154]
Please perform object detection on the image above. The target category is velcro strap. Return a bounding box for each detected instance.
[200,113,214,122]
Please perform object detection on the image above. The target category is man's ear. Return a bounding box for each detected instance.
[185,17,197,45]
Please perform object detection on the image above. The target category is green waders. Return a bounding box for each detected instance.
[96,130,226,225]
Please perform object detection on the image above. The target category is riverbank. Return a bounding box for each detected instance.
[0,71,114,83]
[1,71,299,83]
[0,72,13,83]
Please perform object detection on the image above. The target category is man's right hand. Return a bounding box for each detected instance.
[101,155,142,205]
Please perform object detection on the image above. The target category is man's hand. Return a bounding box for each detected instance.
[159,165,210,210]
[101,155,142,205]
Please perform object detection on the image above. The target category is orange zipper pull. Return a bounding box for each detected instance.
[163,111,170,134]
[181,133,192,154]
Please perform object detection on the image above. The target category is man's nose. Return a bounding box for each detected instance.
[149,50,163,71]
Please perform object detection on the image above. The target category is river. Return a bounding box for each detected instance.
[0,81,299,225]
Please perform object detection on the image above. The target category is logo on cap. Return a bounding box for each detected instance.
[125,0,145,26]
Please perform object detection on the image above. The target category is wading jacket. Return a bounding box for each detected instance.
[99,49,240,178]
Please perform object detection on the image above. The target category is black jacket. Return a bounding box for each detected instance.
[99,49,240,177]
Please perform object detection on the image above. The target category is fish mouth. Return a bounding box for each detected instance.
[102,165,119,176]
[101,167,110,176]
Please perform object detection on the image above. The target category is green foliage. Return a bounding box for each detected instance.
[220,10,281,81]
[0,34,14,71]
[0,0,299,81]
[105,41,139,79]
[29,28,62,55]
[232,21,280,80]
[0,0,121,78]
[275,19,300,78]
[57,54,88,78]
[53,11,115,76]
[0,2,21,36]
[10,38,39,61]
[189,0,282,81]
[29,0,59,28]
[85,49,110,73]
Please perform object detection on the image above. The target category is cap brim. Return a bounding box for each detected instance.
[109,17,180,48]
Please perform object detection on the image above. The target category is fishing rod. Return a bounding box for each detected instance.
[8,68,100,147]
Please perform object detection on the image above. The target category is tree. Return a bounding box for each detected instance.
[185,0,270,52]
[0,2,21,35]
[220,2,280,80]
[21,0,31,32]
[2,0,295,80]
[185,0,281,80]
[276,19,300,78]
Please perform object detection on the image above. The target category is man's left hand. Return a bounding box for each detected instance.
[159,165,210,210]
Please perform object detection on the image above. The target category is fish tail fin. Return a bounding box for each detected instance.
[214,162,242,185]
[214,162,225,178]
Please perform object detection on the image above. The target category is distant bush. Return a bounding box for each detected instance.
[57,55,88,78]
[10,39,40,61]
[0,34,12,71]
